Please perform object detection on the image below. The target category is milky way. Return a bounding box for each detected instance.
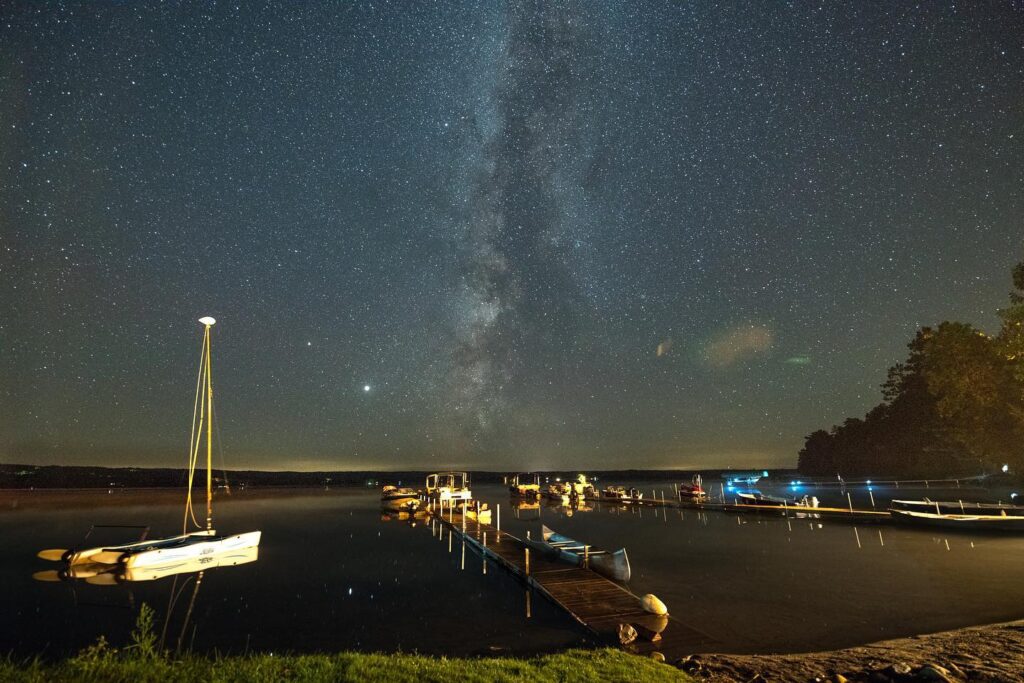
[2,2,1023,470]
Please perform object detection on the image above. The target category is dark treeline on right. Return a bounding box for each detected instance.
[799,261,1024,479]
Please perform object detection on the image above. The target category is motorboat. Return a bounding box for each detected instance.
[726,470,768,485]
[381,485,422,512]
[678,474,707,501]
[425,472,472,502]
[600,485,644,503]
[508,473,541,498]
[736,492,818,508]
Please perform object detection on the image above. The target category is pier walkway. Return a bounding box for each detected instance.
[425,502,719,661]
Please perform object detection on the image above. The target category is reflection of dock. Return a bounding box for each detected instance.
[425,503,719,660]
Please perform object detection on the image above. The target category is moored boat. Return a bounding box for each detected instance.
[508,473,541,498]
[736,492,819,508]
[524,524,631,582]
[425,472,472,502]
[38,317,261,569]
[600,485,644,503]
[381,485,422,512]
[890,508,1024,532]
[890,499,1024,517]
[678,474,706,501]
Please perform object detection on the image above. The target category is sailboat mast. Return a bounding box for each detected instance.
[199,317,217,531]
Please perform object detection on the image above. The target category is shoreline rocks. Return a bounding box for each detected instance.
[678,618,1024,682]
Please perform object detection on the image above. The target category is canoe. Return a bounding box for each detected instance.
[525,524,631,582]
[890,508,1024,532]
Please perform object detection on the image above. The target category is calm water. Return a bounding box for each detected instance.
[4,480,1024,658]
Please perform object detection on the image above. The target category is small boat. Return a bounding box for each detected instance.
[465,503,492,524]
[678,474,707,501]
[726,470,768,485]
[600,485,644,503]
[381,485,422,512]
[508,473,541,498]
[38,318,261,569]
[543,482,572,504]
[525,524,631,582]
[736,492,818,508]
[890,508,1024,532]
[425,471,472,502]
[890,499,1024,517]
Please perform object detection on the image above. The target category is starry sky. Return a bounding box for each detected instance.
[2,2,1023,472]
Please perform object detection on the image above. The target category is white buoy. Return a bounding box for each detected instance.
[640,593,668,616]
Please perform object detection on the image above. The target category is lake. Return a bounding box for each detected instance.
[4,479,1023,658]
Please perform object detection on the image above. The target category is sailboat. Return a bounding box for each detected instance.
[38,317,261,569]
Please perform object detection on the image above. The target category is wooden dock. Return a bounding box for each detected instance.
[585,494,895,524]
[425,502,719,661]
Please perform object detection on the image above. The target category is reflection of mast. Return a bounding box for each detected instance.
[176,571,204,655]
[157,569,206,655]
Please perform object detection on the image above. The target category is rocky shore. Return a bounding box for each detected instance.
[678,619,1024,682]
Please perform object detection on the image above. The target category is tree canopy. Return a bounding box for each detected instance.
[798,261,1024,478]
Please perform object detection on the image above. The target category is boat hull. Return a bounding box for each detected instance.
[535,524,631,582]
[890,509,1024,532]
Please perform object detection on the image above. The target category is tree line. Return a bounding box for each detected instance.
[798,261,1024,478]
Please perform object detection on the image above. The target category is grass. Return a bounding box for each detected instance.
[1,606,693,683]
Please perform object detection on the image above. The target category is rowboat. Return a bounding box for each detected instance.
[890,508,1024,532]
[525,524,631,582]
[38,317,261,569]
[891,499,1024,517]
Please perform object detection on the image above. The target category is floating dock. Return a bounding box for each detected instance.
[425,502,718,660]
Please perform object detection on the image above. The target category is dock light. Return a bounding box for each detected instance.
[1003,464,1010,474]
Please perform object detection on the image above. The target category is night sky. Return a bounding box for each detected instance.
[2,2,1023,471]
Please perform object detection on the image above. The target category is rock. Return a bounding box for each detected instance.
[632,622,664,642]
[883,662,912,677]
[677,655,704,673]
[916,663,954,682]
[618,623,637,645]
[649,651,666,662]
[833,674,849,683]
[944,662,965,678]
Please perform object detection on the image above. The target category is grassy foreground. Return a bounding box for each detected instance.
[2,606,691,683]
[1,649,691,683]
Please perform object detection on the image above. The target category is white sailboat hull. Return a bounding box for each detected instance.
[123,530,261,568]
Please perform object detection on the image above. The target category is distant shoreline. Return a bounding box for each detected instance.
[0,463,799,490]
